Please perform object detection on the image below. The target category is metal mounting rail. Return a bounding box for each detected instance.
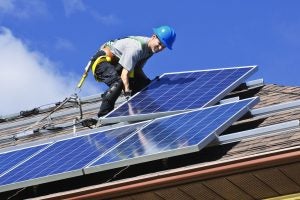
[212,120,300,145]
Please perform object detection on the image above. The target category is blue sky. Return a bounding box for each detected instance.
[1,0,300,115]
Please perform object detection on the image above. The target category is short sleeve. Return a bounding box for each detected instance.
[119,48,140,71]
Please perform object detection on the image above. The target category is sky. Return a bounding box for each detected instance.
[1,0,300,116]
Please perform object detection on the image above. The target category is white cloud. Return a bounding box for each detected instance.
[54,37,76,51]
[62,0,120,25]
[63,0,86,17]
[0,27,100,116]
[0,0,48,19]
[91,12,120,25]
[0,0,14,12]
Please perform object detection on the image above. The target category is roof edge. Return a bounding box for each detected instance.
[36,146,300,200]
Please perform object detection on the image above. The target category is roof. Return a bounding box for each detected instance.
[1,81,300,199]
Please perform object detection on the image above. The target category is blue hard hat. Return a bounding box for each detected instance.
[153,25,176,50]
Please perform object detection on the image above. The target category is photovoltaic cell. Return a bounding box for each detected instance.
[0,144,48,177]
[106,66,257,118]
[85,97,259,173]
[0,66,259,193]
[0,122,146,191]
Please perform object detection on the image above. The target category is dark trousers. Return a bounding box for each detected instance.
[94,55,151,117]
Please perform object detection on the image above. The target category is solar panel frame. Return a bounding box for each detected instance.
[0,122,148,193]
[85,97,259,174]
[0,97,258,193]
[101,66,258,124]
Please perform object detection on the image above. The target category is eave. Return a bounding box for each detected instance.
[38,146,300,200]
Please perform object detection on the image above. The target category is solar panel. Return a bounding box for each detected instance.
[85,97,259,174]
[106,66,257,119]
[0,122,147,192]
[0,97,258,192]
[0,144,49,177]
[0,66,259,193]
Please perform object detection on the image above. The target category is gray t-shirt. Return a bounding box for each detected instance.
[104,36,153,71]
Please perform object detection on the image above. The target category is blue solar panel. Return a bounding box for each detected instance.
[106,66,257,118]
[0,122,146,192]
[0,66,259,192]
[0,144,48,177]
[85,97,259,173]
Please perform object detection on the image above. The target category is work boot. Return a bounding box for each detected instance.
[81,118,98,128]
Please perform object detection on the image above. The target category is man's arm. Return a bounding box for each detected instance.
[121,68,130,92]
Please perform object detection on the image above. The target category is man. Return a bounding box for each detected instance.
[90,25,176,117]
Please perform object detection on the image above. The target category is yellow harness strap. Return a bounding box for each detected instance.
[129,70,134,78]
[77,60,92,89]
[91,55,111,82]
[77,55,112,88]
[92,55,135,80]
[92,55,135,78]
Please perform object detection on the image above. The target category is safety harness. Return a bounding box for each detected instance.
[77,55,111,88]
[77,37,148,88]
[91,55,112,81]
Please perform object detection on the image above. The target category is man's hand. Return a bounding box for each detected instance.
[124,90,132,101]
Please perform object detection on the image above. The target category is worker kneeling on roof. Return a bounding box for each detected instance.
[90,25,176,117]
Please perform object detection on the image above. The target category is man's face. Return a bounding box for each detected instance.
[149,35,166,53]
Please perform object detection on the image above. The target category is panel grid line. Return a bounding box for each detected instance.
[168,69,237,111]
[106,66,257,118]
[0,143,51,178]
[152,70,221,113]
[88,97,258,171]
